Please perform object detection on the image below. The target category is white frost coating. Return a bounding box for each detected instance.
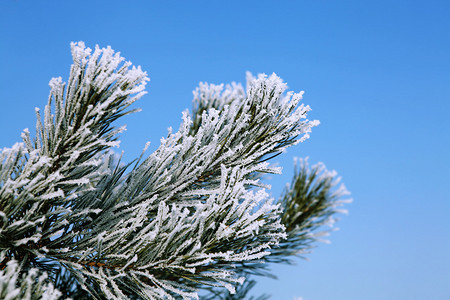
[41,189,65,200]
[13,234,42,246]
[48,229,65,241]
[58,177,90,186]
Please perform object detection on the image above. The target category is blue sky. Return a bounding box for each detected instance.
[1,1,449,299]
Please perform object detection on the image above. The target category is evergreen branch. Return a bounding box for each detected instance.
[0,42,350,299]
[56,72,321,298]
[270,158,352,263]
[0,42,148,298]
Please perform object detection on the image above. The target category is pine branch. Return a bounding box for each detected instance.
[270,158,352,263]
[0,42,148,297]
[59,72,320,298]
[0,42,350,300]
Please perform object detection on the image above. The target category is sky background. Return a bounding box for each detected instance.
[0,1,449,299]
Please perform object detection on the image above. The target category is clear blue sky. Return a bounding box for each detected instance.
[1,1,449,299]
